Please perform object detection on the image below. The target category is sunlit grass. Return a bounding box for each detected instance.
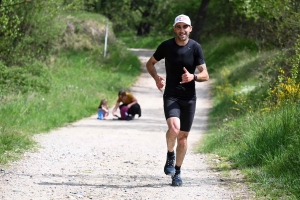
[198,35,300,199]
[200,103,300,199]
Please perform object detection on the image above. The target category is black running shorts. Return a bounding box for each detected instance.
[163,95,196,132]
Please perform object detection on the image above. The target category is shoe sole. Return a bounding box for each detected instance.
[171,174,182,186]
[164,169,175,176]
[171,183,182,186]
[165,172,175,176]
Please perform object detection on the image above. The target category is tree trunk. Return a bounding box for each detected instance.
[137,22,151,36]
[190,0,210,42]
[132,0,153,36]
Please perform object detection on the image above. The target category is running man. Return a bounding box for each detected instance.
[145,14,209,186]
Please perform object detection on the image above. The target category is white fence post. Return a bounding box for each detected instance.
[104,23,108,58]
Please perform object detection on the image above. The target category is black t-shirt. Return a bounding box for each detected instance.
[153,38,205,99]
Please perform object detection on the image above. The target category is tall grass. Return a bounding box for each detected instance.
[198,36,300,199]
[200,103,300,199]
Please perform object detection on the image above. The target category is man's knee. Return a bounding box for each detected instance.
[177,131,189,145]
[177,136,187,146]
[167,118,180,134]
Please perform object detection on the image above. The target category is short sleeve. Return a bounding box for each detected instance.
[194,43,205,66]
[153,42,165,61]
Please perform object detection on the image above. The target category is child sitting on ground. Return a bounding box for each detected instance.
[97,99,109,120]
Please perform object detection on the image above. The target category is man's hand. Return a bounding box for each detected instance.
[180,67,193,84]
[155,75,165,92]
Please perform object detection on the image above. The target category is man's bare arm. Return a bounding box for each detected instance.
[195,64,209,82]
[146,56,165,92]
[146,56,159,79]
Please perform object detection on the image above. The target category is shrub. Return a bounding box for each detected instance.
[0,60,51,100]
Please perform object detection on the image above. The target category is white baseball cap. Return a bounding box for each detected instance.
[173,14,191,26]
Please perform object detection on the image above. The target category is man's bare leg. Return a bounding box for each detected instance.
[164,117,180,176]
[166,117,180,151]
[176,131,189,166]
[170,130,188,186]
[165,118,188,186]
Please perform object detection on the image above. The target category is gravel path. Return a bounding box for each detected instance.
[0,49,251,200]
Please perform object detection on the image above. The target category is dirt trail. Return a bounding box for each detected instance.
[0,49,250,200]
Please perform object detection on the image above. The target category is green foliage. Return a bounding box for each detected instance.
[202,105,300,199]
[202,104,300,199]
[118,35,170,49]
[199,35,300,199]
[87,0,201,36]
[201,36,266,121]
[0,0,64,66]
[290,35,300,82]
[0,127,34,164]
[265,35,300,108]
[55,12,115,53]
[190,0,300,50]
[0,11,141,164]
[0,60,51,98]
[233,106,300,169]
[230,0,300,48]
[204,0,237,33]
[94,0,174,35]
[62,0,85,11]
[0,45,141,165]
[81,0,299,51]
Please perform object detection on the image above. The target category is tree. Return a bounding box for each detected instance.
[231,0,300,48]
[0,0,64,66]
[190,0,210,42]
[91,0,176,36]
[131,0,154,36]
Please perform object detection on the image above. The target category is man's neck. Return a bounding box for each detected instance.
[175,37,189,46]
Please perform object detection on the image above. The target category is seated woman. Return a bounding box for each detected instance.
[112,90,141,120]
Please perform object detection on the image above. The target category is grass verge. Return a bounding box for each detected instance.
[197,36,300,199]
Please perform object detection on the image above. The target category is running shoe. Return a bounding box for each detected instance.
[164,155,175,175]
[172,172,182,186]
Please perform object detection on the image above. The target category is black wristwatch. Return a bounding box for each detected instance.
[194,74,197,81]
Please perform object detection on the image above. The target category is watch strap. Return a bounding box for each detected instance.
[194,74,197,81]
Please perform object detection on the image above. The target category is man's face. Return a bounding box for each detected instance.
[173,22,192,41]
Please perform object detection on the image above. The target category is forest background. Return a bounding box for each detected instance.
[0,0,300,199]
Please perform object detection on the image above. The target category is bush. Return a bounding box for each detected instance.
[0,60,51,99]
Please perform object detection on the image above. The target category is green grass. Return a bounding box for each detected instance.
[0,127,34,164]
[200,104,300,199]
[117,33,171,49]
[197,35,300,199]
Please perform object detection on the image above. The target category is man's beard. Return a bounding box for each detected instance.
[176,33,189,41]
